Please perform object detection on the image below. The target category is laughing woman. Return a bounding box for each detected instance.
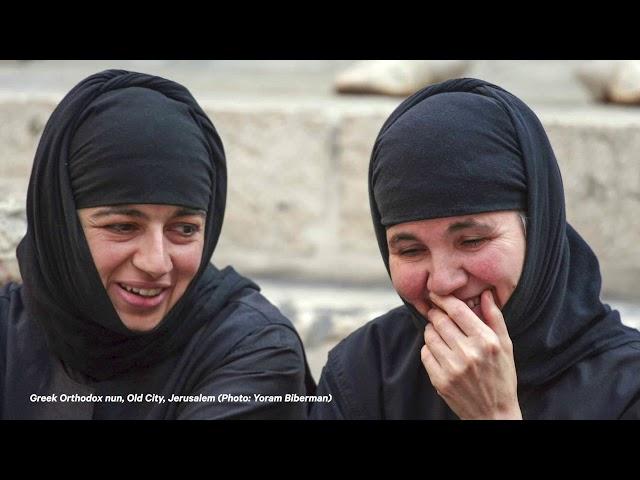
[0,70,314,419]
[310,78,640,420]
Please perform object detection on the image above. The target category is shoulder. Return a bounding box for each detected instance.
[231,287,297,330]
[315,305,421,416]
[197,287,305,363]
[0,282,22,302]
[328,305,418,370]
[177,287,312,415]
[325,306,422,388]
[225,287,302,348]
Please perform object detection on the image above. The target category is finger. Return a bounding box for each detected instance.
[427,306,467,350]
[424,323,454,366]
[420,344,445,389]
[481,289,510,338]
[429,292,490,337]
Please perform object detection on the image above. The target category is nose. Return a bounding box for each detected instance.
[426,253,468,296]
[132,227,172,278]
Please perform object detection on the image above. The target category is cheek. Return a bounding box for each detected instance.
[84,237,128,283]
[467,248,523,300]
[389,260,427,303]
[174,243,204,281]
[466,254,500,283]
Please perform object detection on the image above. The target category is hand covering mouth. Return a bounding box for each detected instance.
[425,294,480,310]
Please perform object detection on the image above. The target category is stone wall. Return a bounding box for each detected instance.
[1,98,639,300]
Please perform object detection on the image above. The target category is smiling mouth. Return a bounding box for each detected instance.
[118,283,165,297]
[114,283,171,311]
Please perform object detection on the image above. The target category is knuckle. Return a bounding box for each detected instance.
[463,349,482,366]
[482,337,501,356]
[449,362,466,379]
[437,380,453,398]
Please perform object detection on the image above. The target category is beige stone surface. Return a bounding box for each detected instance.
[0,195,26,285]
[0,100,55,178]
[210,107,335,260]
[337,112,390,255]
[543,117,640,298]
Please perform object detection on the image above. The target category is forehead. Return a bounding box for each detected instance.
[386,210,517,239]
[78,204,206,219]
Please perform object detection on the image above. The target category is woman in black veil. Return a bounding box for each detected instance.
[0,69,314,419]
[310,78,640,420]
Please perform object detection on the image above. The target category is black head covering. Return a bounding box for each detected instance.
[17,70,256,381]
[369,78,635,388]
[69,86,213,209]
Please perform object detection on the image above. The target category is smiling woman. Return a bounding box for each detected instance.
[0,70,314,420]
[78,204,206,332]
[310,78,640,420]
[386,210,526,323]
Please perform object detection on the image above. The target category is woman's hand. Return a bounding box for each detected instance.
[420,290,522,420]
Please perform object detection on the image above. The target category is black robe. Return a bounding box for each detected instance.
[310,304,640,420]
[1,70,316,419]
[1,278,314,420]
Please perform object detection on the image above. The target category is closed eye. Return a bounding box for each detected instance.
[399,247,426,257]
[460,238,487,248]
[106,223,137,234]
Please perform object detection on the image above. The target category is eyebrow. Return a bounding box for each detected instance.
[446,219,493,234]
[89,206,206,220]
[388,219,494,247]
[388,233,420,248]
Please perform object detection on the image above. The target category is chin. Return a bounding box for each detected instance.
[119,313,164,332]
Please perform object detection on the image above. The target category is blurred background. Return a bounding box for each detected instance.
[1,60,639,379]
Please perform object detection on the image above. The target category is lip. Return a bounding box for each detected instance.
[117,280,171,289]
[114,282,170,309]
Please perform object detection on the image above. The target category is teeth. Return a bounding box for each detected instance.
[466,297,480,308]
[120,284,163,297]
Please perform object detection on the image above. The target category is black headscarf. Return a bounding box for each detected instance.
[17,70,256,381]
[369,78,635,388]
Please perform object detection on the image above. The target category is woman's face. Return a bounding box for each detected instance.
[77,204,206,332]
[386,210,526,322]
